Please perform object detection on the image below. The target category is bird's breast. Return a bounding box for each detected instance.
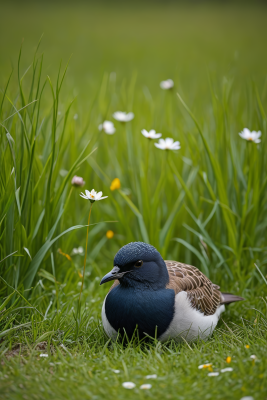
[104,286,175,339]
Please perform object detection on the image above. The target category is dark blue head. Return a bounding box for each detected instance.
[100,242,169,290]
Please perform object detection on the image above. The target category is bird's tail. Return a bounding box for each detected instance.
[220,292,244,305]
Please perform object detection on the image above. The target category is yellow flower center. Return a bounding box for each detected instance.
[248,137,253,141]
[226,356,231,363]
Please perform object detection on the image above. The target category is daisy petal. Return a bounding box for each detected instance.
[96,191,103,199]
[122,382,135,389]
[127,112,134,121]
[165,138,174,146]
[140,384,152,390]
[141,129,148,137]
[146,374,157,379]
[154,143,164,149]
[208,372,219,377]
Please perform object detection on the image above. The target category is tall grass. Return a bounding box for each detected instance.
[0,40,266,330]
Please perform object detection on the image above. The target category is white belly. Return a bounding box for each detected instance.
[101,291,225,342]
[159,291,225,342]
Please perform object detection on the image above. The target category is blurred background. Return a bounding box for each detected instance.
[1,1,267,94]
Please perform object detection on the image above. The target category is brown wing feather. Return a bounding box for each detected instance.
[165,261,222,316]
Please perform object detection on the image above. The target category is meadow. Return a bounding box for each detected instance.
[0,1,267,399]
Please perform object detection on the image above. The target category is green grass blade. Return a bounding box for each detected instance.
[173,238,210,276]
[24,224,87,289]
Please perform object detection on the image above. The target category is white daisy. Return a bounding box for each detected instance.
[250,355,257,360]
[141,129,162,140]
[198,363,212,369]
[122,382,136,389]
[146,374,157,379]
[240,397,254,400]
[40,354,48,358]
[140,384,152,390]
[221,368,233,373]
[154,137,181,150]
[72,247,84,255]
[239,128,261,143]
[113,111,134,122]
[98,120,116,135]
[80,189,108,203]
[208,372,219,377]
[112,369,120,374]
[160,79,174,90]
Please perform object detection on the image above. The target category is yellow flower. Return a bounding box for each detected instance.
[110,178,121,191]
[226,356,231,363]
[106,230,114,239]
[245,345,250,349]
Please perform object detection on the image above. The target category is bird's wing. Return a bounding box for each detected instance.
[165,260,222,316]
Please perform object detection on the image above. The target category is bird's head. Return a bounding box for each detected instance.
[100,242,169,290]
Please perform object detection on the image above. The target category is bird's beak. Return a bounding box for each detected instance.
[100,266,129,285]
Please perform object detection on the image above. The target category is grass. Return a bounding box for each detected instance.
[0,1,267,399]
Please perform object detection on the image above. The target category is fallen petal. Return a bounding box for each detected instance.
[140,384,152,390]
[122,382,136,389]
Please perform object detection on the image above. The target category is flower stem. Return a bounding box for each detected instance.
[145,139,150,177]
[145,140,151,221]
[65,186,74,208]
[78,202,93,305]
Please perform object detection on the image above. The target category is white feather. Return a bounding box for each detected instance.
[158,291,225,342]
[101,296,118,340]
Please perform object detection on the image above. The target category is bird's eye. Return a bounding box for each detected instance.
[134,260,143,268]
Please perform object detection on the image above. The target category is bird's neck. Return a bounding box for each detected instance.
[119,275,156,290]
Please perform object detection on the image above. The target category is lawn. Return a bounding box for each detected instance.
[0,1,267,399]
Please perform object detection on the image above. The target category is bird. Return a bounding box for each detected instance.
[100,242,244,342]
